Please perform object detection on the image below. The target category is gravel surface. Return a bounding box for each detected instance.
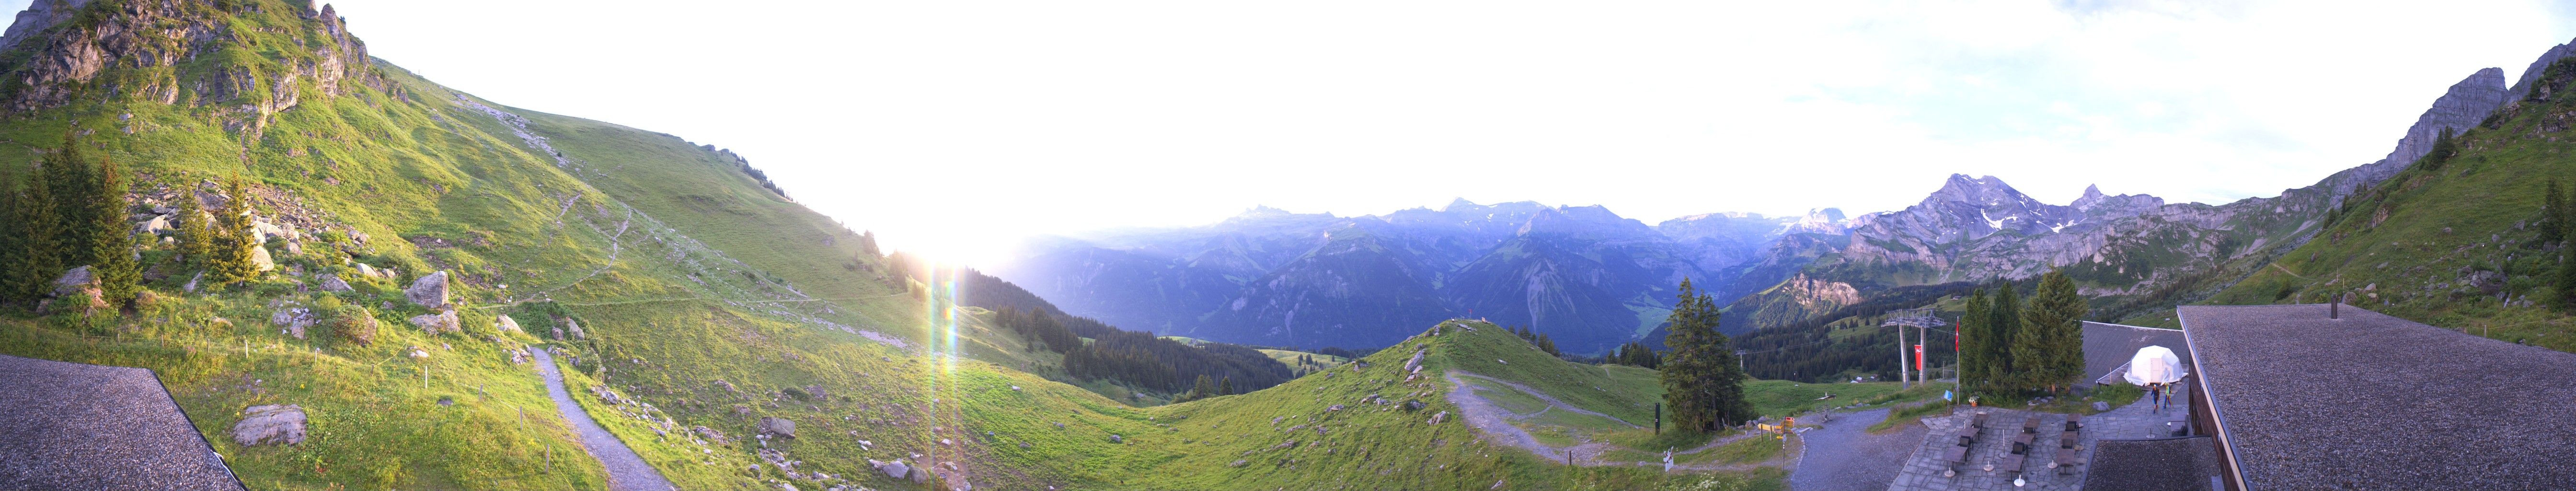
[0,354,241,491]
[2084,437,2218,491]
[532,348,676,491]
[2179,304,2576,490]
[1788,407,1921,491]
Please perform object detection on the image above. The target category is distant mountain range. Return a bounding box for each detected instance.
[991,200,1847,352]
[997,41,2572,359]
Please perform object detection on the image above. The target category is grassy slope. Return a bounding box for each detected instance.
[0,3,1780,491]
[966,319,1784,491]
[2193,77,2576,354]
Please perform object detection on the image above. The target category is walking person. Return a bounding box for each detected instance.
[2147,382,2165,413]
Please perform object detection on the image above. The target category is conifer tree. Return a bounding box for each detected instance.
[5,170,65,306]
[1188,374,1216,401]
[2545,178,2566,244]
[1957,288,1995,391]
[1987,281,2024,391]
[174,191,213,265]
[1218,376,1234,396]
[2422,128,2457,170]
[2557,247,2576,309]
[1660,278,1754,431]
[207,176,261,286]
[85,155,139,307]
[42,136,94,270]
[2016,271,2088,393]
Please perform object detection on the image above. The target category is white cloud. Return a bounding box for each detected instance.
[10,0,2572,266]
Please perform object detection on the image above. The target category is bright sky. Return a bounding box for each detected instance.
[18,1,2576,266]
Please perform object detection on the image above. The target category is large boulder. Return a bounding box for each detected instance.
[249,244,276,272]
[136,214,172,235]
[39,266,108,314]
[873,459,913,480]
[353,262,380,278]
[231,405,308,446]
[405,271,449,308]
[494,315,522,333]
[318,274,354,292]
[49,265,96,298]
[758,416,796,438]
[563,318,587,339]
[408,309,460,335]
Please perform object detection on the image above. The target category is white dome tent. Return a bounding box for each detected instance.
[2123,345,2188,386]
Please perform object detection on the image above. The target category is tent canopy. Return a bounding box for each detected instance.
[2123,345,2187,386]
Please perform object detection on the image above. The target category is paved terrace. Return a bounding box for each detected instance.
[0,354,242,491]
[1888,390,2194,491]
[2179,304,2576,490]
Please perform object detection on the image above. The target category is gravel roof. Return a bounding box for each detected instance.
[2178,304,2576,491]
[2083,436,2221,491]
[2082,321,2188,386]
[0,354,242,491]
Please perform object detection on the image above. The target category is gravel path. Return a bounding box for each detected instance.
[1443,370,1780,470]
[531,348,675,491]
[1788,407,1921,491]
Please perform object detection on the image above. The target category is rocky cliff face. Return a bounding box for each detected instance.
[2508,38,2576,105]
[0,0,385,130]
[2331,68,2510,197]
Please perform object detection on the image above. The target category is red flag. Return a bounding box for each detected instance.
[1914,344,1925,371]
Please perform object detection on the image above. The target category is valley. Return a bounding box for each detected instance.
[0,1,2573,491]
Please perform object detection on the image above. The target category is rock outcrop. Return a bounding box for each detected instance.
[758,417,795,438]
[270,307,315,339]
[40,266,107,314]
[230,405,307,446]
[405,271,448,308]
[407,309,459,335]
[494,315,522,333]
[318,274,354,292]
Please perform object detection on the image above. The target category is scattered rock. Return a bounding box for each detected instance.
[48,265,97,298]
[354,262,380,278]
[563,318,586,339]
[408,346,430,359]
[249,244,276,271]
[873,459,913,480]
[136,214,172,235]
[407,309,460,334]
[1402,349,1426,373]
[318,274,354,292]
[494,315,522,333]
[1108,434,1123,444]
[406,271,449,308]
[269,307,315,339]
[1327,404,1345,411]
[1229,459,1249,468]
[230,405,308,446]
[1427,410,1449,425]
[2093,401,2111,411]
[551,327,564,340]
[182,271,204,293]
[759,416,796,438]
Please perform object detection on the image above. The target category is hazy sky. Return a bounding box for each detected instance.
[16,1,2576,266]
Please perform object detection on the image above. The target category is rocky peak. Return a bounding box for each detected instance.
[2509,38,2576,104]
[1782,208,1849,235]
[0,0,86,52]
